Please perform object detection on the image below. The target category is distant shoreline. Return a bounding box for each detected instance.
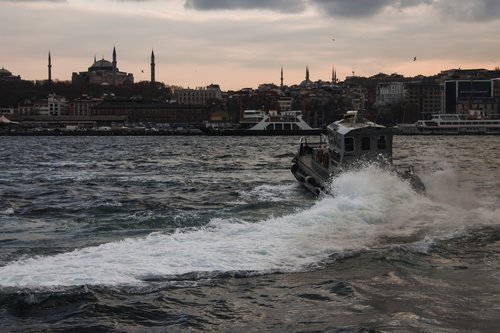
[0,129,325,137]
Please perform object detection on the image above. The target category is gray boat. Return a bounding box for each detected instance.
[291,111,424,195]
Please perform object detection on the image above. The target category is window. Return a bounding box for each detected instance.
[361,137,371,151]
[377,136,387,150]
[345,137,354,152]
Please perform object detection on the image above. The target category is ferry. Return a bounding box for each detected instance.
[241,109,317,131]
[397,111,500,135]
[291,111,424,195]
[201,109,324,136]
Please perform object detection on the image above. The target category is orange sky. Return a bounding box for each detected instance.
[1,0,500,90]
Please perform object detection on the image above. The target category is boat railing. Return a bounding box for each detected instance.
[298,136,326,156]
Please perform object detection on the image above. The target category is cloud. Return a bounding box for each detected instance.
[184,0,435,17]
[183,0,496,22]
[0,0,65,2]
[311,0,392,17]
[435,0,500,22]
[303,0,436,18]
[184,0,307,13]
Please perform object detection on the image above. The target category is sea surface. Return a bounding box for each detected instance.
[0,135,499,332]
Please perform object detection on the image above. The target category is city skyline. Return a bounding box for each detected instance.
[1,0,500,90]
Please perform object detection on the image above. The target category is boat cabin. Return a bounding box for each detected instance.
[326,111,394,168]
[292,110,424,195]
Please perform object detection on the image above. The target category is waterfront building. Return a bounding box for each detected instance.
[92,100,209,125]
[438,68,492,81]
[48,94,68,116]
[444,79,496,113]
[33,99,49,116]
[376,82,404,106]
[72,47,134,86]
[176,84,222,105]
[404,79,442,117]
[17,102,34,116]
[68,95,103,117]
[278,96,293,111]
[16,95,68,116]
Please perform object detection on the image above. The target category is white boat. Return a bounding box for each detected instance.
[397,111,500,135]
[241,109,316,131]
[200,109,324,136]
[291,111,424,195]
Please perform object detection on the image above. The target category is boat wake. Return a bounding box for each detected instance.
[1,166,498,289]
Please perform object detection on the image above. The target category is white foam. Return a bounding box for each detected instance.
[237,183,297,203]
[1,165,498,288]
[1,207,14,215]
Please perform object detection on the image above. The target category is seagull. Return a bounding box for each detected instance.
[413,56,417,61]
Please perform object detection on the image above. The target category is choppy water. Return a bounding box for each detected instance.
[0,135,499,332]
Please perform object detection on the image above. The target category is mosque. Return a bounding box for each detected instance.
[0,67,21,82]
[71,47,134,86]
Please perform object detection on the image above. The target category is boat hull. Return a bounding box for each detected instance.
[291,152,425,195]
[291,155,328,195]
[199,128,325,136]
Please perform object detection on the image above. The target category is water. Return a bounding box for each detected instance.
[0,135,499,332]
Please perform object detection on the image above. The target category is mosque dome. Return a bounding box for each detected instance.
[299,78,313,87]
[298,66,312,87]
[89,59,114,71]
[0,67,13,77]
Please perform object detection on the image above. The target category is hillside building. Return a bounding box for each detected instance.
[176,84,222,105]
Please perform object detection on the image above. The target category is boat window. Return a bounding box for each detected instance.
[377,136,387,150]
[345,137,354,152]
[361,137,371,151]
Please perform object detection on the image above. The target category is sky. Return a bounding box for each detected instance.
[1,0,500,91]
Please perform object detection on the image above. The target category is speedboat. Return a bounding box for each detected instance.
[291,111,425,195]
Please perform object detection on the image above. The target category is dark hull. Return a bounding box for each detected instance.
[291,153,425,196]
[199,128,326,136]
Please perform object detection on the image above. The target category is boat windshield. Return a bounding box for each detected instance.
[345,137,355,152]
[377,136,387,150]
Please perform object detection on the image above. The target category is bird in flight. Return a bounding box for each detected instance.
[413,56,417,61]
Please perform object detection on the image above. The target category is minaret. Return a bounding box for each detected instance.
[332,66,337,83]
[112,46,117,86]
[48,51,52,83]
[306,65,310,82]
[280,66,283,89]
[151,49,156,84]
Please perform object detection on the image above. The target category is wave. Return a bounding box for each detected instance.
[1,165,498,289]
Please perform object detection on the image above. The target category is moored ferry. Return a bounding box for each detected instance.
[397,111,500,135]
[241,109,316,131]
[201,109,324,136]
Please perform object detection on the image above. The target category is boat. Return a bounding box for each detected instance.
[397,111,500,135]
[201,109,325,136]
[291,110,424,195]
